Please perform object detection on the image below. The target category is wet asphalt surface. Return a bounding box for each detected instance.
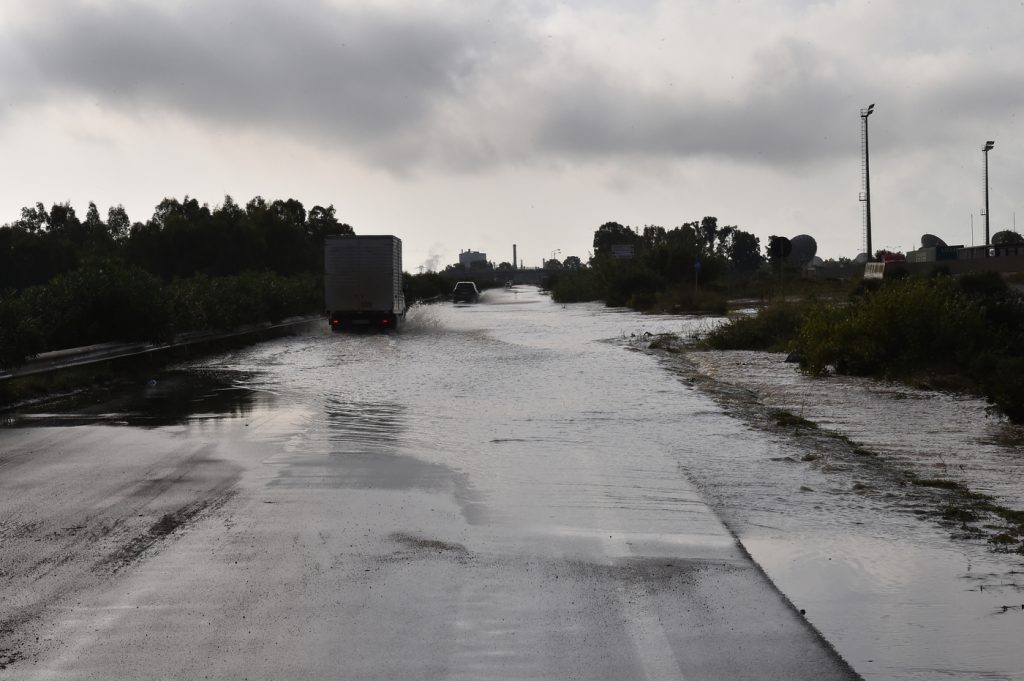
[0,288,859,680]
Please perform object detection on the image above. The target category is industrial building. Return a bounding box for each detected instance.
[458,249,488,269]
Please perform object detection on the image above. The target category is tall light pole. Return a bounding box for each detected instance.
[983,140,995,247]
[860,104,875,259]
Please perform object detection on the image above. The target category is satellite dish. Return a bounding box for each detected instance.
[853,252,870,264]
[787,235,818,265]
[992,230,1024,245]
[921,234,947,248]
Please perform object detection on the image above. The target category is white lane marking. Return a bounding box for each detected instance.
[605,533,689,681]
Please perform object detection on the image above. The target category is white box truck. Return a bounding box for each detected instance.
[324,235,406,331]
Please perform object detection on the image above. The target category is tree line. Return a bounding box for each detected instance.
[0,196,355,368]
[549,217,767,311]
[1,196,353,289]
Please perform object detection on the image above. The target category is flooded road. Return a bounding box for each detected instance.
[0,286,1020,679]
[682,350,1024,681]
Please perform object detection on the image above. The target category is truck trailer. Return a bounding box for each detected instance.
[324,235,406,331]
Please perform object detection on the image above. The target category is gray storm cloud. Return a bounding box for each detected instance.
[3,0,499,168]
[534,39,862,166]
[2,0,1022,173]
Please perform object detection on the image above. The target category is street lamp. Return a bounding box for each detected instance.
[983,140,995,247]
[860,104,875,259]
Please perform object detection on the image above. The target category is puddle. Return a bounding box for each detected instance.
[1,370,261,428]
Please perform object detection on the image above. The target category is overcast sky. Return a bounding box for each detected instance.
[2,0,1022,269]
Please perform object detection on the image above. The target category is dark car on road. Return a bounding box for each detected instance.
[452,281,480,303]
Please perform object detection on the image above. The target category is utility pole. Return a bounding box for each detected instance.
[983,141,995,247]
[860,104,875,259]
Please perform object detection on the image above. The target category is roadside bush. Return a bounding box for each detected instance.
[165,270,319,333]
[24,261,169,350]
[404,272,450,302]
[551,269,601,303]
[666,271,1024,422]
[603,268,665,308]
[976,354,1024,422]
[702,301,810,351]
[0,268,321,368]
[957,272,1024,343]
[654,286,728,315]
[0,291,45,369]
[794,277,989,376]
[957,270,1007,299]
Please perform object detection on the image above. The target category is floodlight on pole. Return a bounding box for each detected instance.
[983,141,994,247]
[860,104,875,259]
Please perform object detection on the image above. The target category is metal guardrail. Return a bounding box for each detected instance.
[0,315,323,381]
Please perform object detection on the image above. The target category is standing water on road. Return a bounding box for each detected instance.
[2,286,1021,680]
[193,286,1023,679]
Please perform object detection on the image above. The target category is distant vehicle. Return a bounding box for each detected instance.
[324,235,406,331]
[452,281,480,303]
[504,281,513,289]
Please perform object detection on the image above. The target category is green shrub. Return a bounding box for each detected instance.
[588,263,666,309]
[794,277,990,376]
[23,261,169,349]
[551,269,601,303]
[0,268,321,367]
[702,274,1024,422]
[702,302,810,351]
[0,291,45,369]
[403,272,450,302]
[654,287,729,315]
[165,270,319,333]
[978,354,1024,423]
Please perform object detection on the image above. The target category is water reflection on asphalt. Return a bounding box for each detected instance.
[3,371,261,428]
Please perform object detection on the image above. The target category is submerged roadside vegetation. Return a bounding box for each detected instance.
[649,340,1024,556]
[702,272,1024,423]
[635,316,1024,556]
